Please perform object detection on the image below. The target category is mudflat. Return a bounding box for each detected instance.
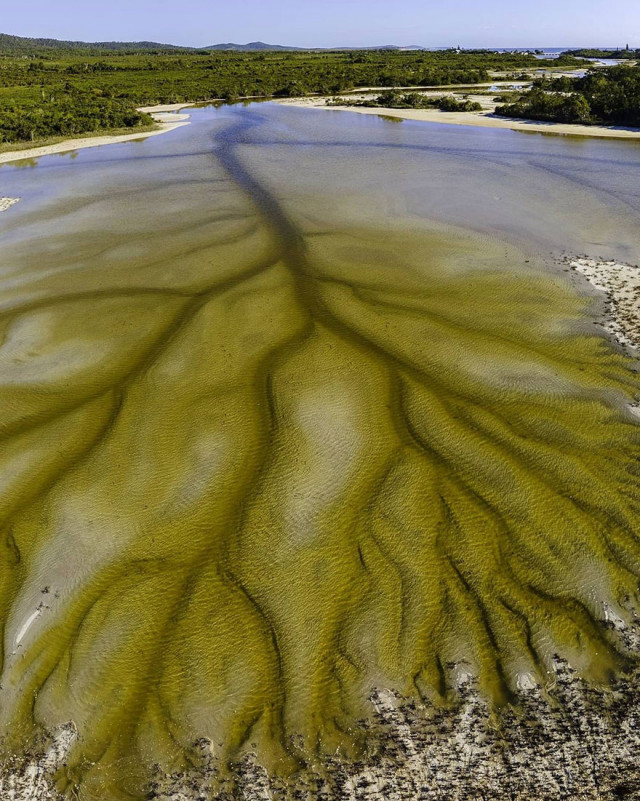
[1,102,640,799]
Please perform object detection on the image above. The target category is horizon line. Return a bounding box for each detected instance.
[1,31,638,50]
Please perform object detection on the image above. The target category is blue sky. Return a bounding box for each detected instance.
[3,0,639,48]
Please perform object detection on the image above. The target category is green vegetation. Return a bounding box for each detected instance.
[333,89,483,111]
[0,45,583,145]
[496,88,592,124]
[496,64,640,126]
[0,32,193,55]
[435,95,483,111]
[564,47,640,60]
[0,88,153,142]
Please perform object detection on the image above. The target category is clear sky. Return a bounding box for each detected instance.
[3,0,639,49]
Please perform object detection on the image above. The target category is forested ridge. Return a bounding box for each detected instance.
[0,32,193,54]
[0,47,579,145]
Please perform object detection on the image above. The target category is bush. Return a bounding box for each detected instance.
[0,89,151,143]
[437,96,483,112]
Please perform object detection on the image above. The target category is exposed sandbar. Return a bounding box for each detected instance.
[137,102,195,114]
[276,97,640,139]
[566,256,640,349]
[0,197,20,212]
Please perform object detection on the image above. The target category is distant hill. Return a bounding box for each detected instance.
[205,41,304,51]
[0,32,429,55]
[0,32,194,54]
[205,42,426,51]
[335,45,425,51]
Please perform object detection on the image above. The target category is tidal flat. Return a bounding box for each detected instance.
[1,104,640,799]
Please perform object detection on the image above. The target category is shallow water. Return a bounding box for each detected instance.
[1,103,640,798]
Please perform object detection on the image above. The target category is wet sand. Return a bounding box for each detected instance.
[277,97,640,139]
[2,102,640,800]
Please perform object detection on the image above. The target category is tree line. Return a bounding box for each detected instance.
[564,48,639,60]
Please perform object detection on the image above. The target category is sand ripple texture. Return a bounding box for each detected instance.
[0,109,640,799]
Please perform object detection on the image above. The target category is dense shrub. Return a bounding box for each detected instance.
[0,90,151,143]
[497,65,640,126]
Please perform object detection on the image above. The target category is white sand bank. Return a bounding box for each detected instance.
[567,257,640,349]
[276,98,640,140]
[137,102,195,114]
[0,197,20,212]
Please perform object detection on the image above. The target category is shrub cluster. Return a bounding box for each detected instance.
[496,64,640,126]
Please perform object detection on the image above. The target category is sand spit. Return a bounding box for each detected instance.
[0,197,20,212]
[137,103,196,114]
[276,97,640,139]
[0,107,191,166]
[566,257,640,350]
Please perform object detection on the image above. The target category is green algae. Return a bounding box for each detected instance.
[1,118,640,800]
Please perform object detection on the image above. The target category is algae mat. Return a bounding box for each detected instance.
[1,105,640,798]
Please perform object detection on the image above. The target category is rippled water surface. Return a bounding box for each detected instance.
[1,104,640,798]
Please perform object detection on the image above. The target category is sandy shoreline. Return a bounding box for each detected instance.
[276,97,640,139]
[566,256,640,350]
[137,102,195,114]
[0,106,193,166]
